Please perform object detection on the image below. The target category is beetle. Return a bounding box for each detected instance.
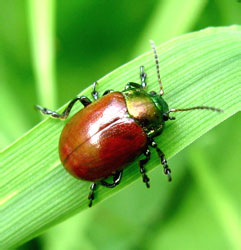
[36,41,222,207]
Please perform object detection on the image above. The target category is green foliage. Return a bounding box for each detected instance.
[0,1,241,249]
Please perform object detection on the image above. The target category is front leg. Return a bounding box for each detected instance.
[139,147,151,188]
[149,138,172,182]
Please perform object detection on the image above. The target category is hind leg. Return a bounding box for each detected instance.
[88,183,97,207]
[36,96,92,120]
[100,170,123,188]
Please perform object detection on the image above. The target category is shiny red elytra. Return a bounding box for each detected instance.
[59,92,147,182]
[36,41,222,207]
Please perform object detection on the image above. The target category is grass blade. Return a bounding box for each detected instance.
[1,26,241,248]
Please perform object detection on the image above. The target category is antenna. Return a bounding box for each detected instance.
[150,40,164,96]
[168,106,223,113]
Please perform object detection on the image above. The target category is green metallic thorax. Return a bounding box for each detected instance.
[122,88,169,137]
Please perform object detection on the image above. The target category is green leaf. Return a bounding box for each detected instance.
[1,25,241,248]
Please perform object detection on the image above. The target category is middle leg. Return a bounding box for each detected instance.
[91,81,99,100]
[91,81,114,99]
[140,65,147,88]
[125,66,148,90]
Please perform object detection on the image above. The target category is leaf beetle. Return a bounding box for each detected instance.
[37,41,222,207]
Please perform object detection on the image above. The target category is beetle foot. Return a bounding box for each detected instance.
[88,192,94,207]
[164,168,172,182]
[88,198,93,207]
[142,174,150,188]
[140,168,150,188]
[91,81,99,100]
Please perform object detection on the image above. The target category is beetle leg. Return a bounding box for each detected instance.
[125,82,143,90]
[139,147,151,188]
[88,183,97,207]
[149,138,172,182]
[140,65,147,88]
[36,96,92,120]
[100,170,123,188]
[91,81,99,100]
[102,90,114,96]
[125,66,147,90]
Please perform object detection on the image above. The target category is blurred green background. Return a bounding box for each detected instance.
[1,0,240,249]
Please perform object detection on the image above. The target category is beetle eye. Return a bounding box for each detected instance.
[149,91,157,95]
[163,113,169,121]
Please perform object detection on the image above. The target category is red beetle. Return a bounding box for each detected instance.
[37,41,222,206]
